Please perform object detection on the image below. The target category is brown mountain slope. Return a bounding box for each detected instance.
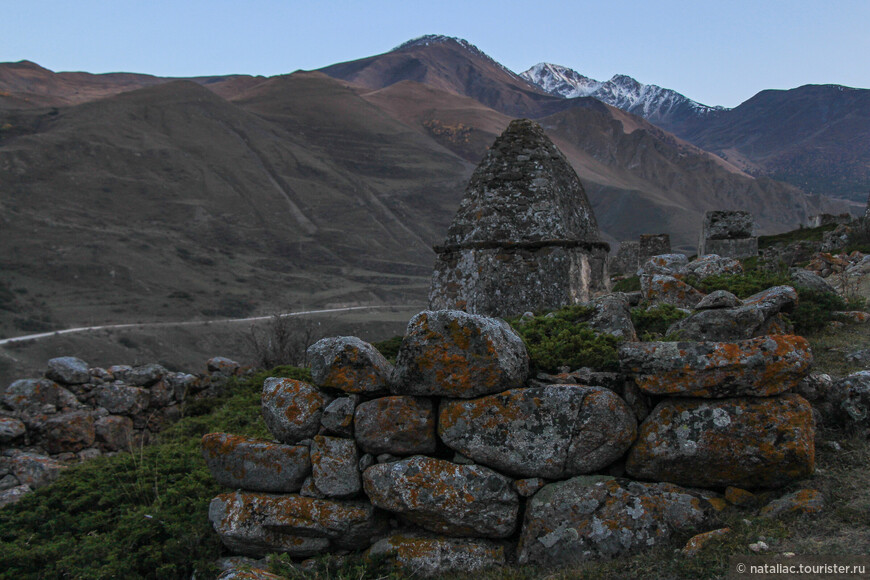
[352,79,840,251]
[320,35,574,118]
[0,76,470,338]
[0,60,266,109]
[676,84,870,201]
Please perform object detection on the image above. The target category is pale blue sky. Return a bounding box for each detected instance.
[4,0,868,108]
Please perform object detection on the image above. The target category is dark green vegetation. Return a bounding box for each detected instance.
[685,266,851,334]
[630,303,688,340]
[757,223,838,249]
[0,366,308,580]
[611,275,641,293]
[509,306,619,372]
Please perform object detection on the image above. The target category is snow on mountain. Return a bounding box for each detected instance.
[521,63,724,125]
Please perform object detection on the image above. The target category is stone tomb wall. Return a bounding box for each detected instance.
[204,309,816,576]
[430,243,609,316]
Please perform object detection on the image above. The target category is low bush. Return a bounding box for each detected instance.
[631,303,688,340]
[509,305,619,372]
[0,366,307,580]
[611,276,641,293]
[371,335,403,364]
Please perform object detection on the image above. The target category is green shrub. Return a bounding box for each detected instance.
[611,276,641,293]
[630,303,688,340]
[0,366,306,579]
[371,335,403,364]
[790,289,848,334]
[509,305,619,372]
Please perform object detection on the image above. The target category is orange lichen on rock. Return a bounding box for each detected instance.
[620,335,812,398]
[625,394,815,489]
[201,433,310,493]
[681,527,732,557]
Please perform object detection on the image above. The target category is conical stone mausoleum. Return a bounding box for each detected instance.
[429,119,610,317]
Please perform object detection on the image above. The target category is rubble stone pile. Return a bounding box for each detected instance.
[0,356,243,507]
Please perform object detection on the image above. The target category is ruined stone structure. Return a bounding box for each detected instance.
[698,210,758,259]
[610,234,671,277]
[429,119,609,317]
[638,234,671,264]
[808,213,852,228]
[611,241,639,277]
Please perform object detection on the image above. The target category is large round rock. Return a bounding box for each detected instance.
[201,433,310,493]
[439,385,636,478]
[362,456,519,538]
[390,310,529,398]
[517,476,713,566]
[45,356,90,385]
[619,335,812,398]
[367,533,506,577]
[307,336,392,394]
[354,396,437,455]
[625,394,815,488]
[261,378,331,444]
[208,491,387,558]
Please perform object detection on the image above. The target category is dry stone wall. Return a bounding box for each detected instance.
[0,355,244,508]
[204,306,821,576]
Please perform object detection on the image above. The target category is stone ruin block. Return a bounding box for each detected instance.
[611,241,639,277]
[638,234,671,264]
[698,210,758,259]
[429,119,609,318]
[808,213,853,228]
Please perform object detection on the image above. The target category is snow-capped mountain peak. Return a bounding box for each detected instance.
[521,63,724,126]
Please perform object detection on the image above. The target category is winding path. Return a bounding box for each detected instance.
[0,305,413,347]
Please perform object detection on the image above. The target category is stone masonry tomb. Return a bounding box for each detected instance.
[428,119,610,318]
[698,210,758,259]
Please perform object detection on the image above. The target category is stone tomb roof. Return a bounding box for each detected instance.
[440,119,602,249]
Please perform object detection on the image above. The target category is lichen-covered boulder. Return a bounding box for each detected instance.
[695,290,742,310]
[95,384,150,415]
[202,433,310,493]
[390,310,529,398]
[362,456,518,538]
[261,378,331,444]
[681,527,732,556]
[45,357,91,385]
[38,411,96,454]
[517,476,713,565]
[625,394,815,488]
[684,255,743,280]
[438,385,636,478]
[310,435,361,498]
[207,357,241,375]
[0,484,32,508]
[354,396,436,455]
[208,491,387,557]
[0,417,26,443]
[836,371,870,429]
[790,269,837,295]
[668,285,797,341]
[640,274,706,309]
[307,336,392,395]
[3,379,78,415]
[619,335,812,397]
[1,452,66,489]
[126,363,168,387]
[320,396,357,437]
[637,254,689,277]
[367,533,506,577]
[760,489,824,518]
[588,293,637,341]
[94,415,134,451]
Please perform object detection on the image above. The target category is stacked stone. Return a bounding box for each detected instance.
[638,233,671,265]
[0,356,239,507]
[204,308,817,575]
[698,210,758,259]
[429,119,610,318]
[611,240,640,277]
